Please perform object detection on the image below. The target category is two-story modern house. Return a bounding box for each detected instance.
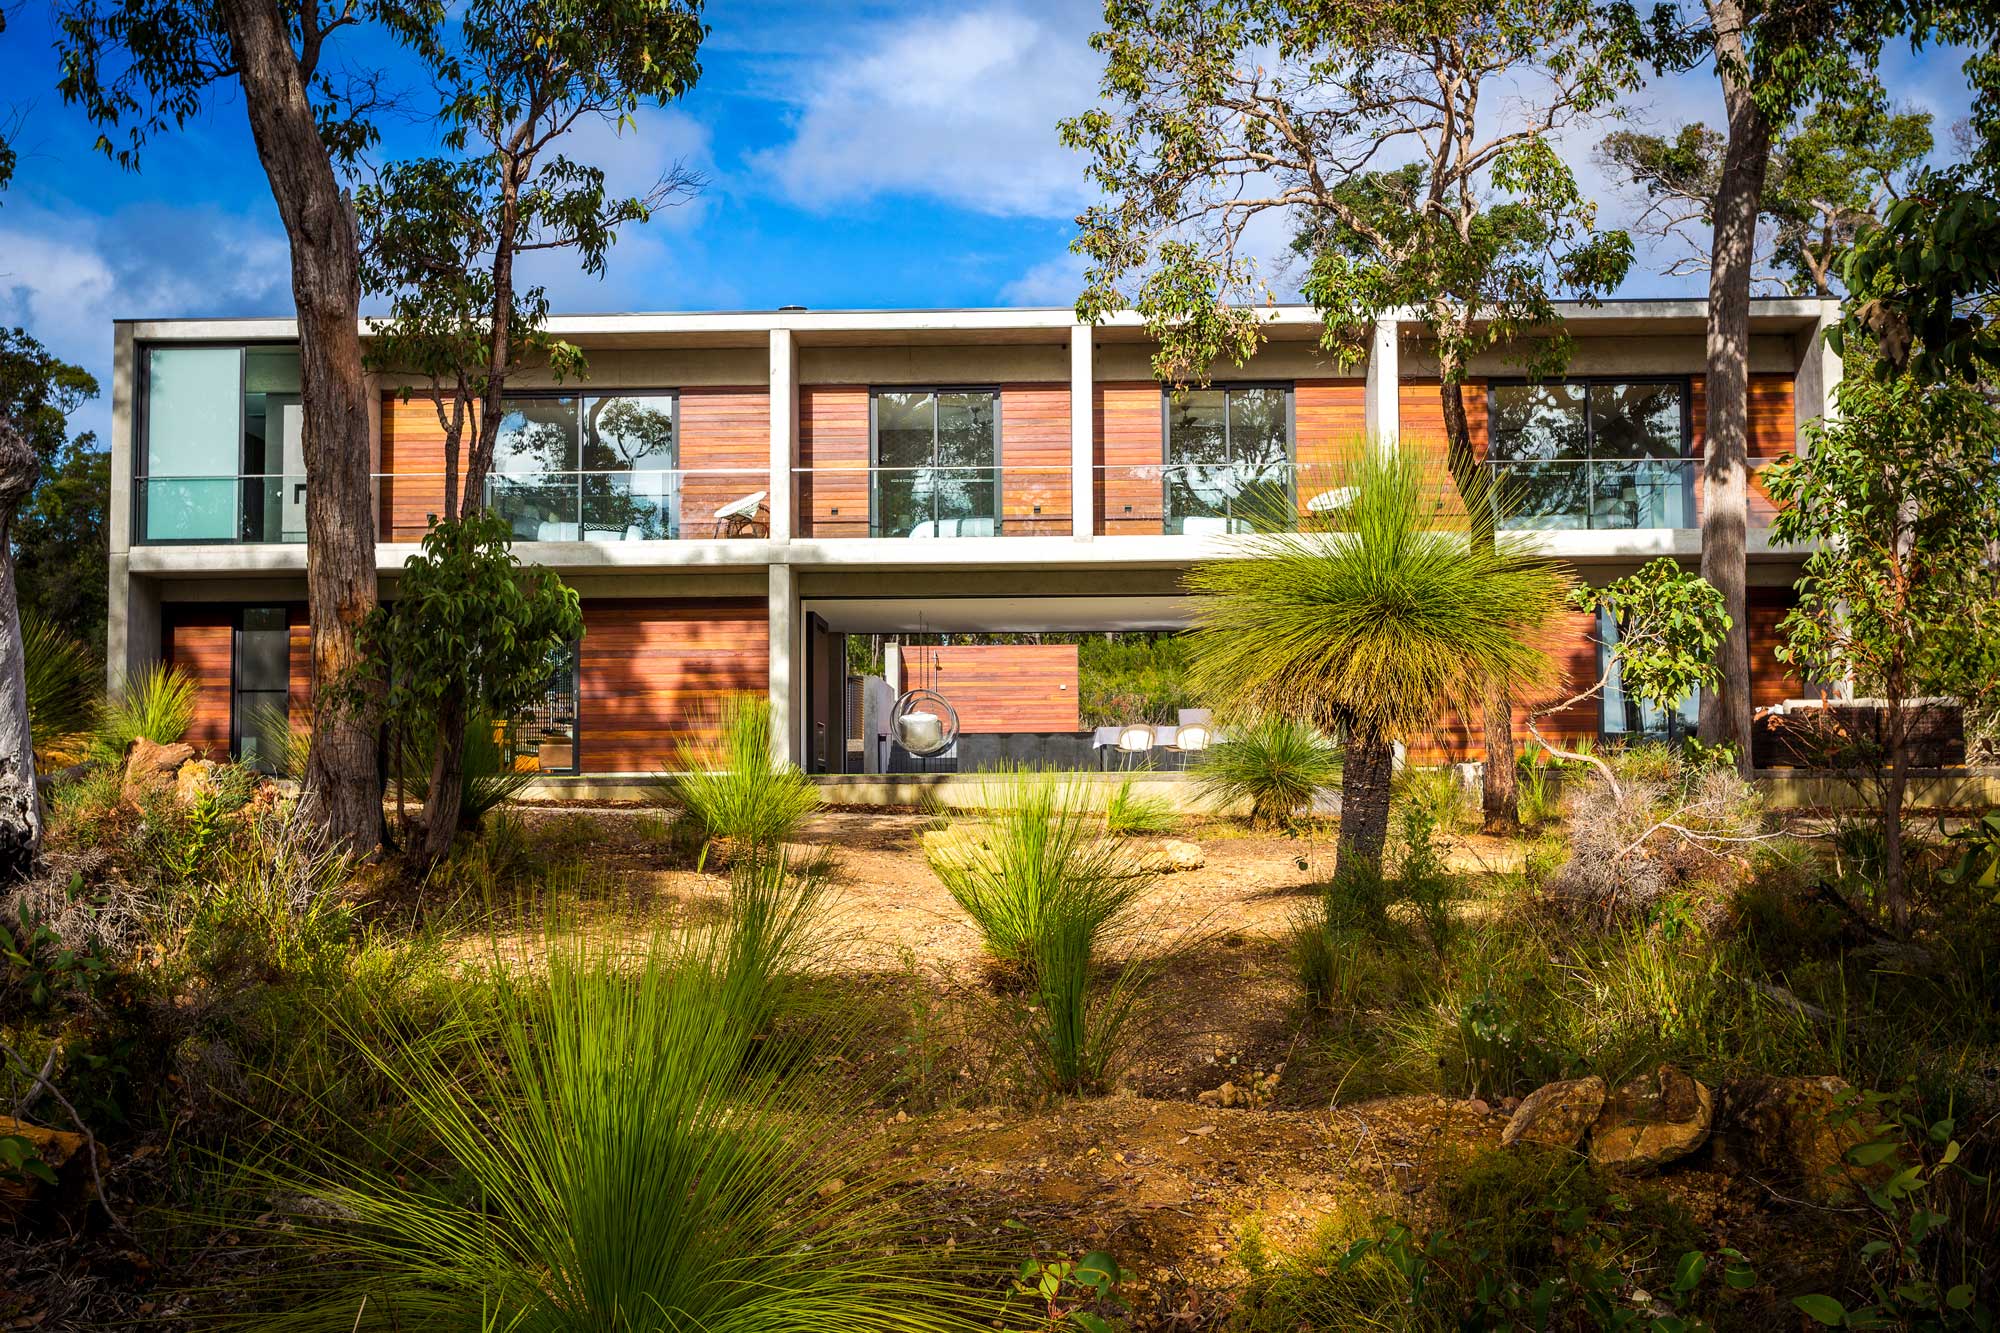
[106,298,1840,795]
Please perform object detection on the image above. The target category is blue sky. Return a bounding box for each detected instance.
[0,0,1979,443]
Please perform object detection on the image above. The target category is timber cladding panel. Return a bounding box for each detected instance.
[674,387,769,537]
[577,598,769,773]
[1403,606,1598,766]
[799,385,871,538]
[906,643,1079,733]
[163,609,234,757]
[1293,380,1367,515]
[379,393,474,541]
[1749,585,1808,707]
[998,383,1073,534]
[1691,374,1796,525]
[1094,382,1164,535]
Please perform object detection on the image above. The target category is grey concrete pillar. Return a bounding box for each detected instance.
[1794,299,1842,453]
[107,560,161,687]
[1069,324,1094,538]
[1364,314,1400,453]
[767,562,801,765]
[768,328,797,541]
[106,324,139,694]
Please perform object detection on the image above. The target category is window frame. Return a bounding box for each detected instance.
[1592,602,1701,746]
[866,386,1004,538]
[1158,382,1297,534]
[229,604,295,773]
[502,637,583,776]
[134,342,258,546]
[1483,376,1695,530]
[486,389,681,541]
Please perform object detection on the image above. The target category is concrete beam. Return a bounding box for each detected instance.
[1070,325,1094,538]
[768,329,797,542]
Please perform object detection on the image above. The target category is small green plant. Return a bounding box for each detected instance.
[1004,1228,1134,1333]
[1938,809,2000,899]
[0,899,108,1010]
[1191,714,1340,827]
[1394,805,1457,957]
[1294,860,1395,1012]
[1104,777,1177,836]
[658,694,822,861]
[89,662,199,762]
[1790,1086,1992,1329]
[1393,765,1476,834]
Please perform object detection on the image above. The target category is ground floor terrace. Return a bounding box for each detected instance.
[120,552,1987,806]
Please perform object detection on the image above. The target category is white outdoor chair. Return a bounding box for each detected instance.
[713,491,768,538]
[1116,724,1155,755]
[1173,724,1211,754]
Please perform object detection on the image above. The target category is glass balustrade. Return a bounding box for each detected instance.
[792,465,1071,538]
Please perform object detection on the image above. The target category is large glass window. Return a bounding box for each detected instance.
[489,393,678,541]
[501,640,580,774]
[139,345,304,543]
[1597,604,1699,743]
[1488,380,1689,530]
[234,607,292,772]
[1164,385,1292,534]
[871,389,998,537]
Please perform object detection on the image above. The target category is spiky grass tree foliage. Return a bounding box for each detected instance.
[1191,713,1342,826]
[256,900,987,1330]
[23,612,97,768]
[1185,449,1565,873]
[660,694,822,858]
[89,662,199,763]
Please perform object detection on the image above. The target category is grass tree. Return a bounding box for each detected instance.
[1185,451,1566,873]
[1062,0,1636,829]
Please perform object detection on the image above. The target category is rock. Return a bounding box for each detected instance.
[0,1116,88,1225]
[1589,1064,1713,1171]
[1134,838,1205,873]
[1501,1076,1606,1150]
[1712,1074,1882,1203]
[174,758,223,805]
[122,738,196,805]
[1196,1067,1282,1110]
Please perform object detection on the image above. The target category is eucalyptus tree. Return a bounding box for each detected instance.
[1599,92,1933,296]
[1061,0,1637,828]
[56,0,446,852]
[360,0,704,865]
[1184,451,1567,873]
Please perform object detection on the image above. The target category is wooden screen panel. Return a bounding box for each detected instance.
[677,387,769,538]
[1294,380,1366,515]
[999,383,1072,534]
[379,392,476,541]
[1691,374,1796,525]
[1093,382,1163,534]
[163,609,234,757]
[577,598,769,773]
[288,607,313,732]
[910,644,1079,733]
[799,385,870,538]
[1404,606,1599,765]
[1748,586,1807,707]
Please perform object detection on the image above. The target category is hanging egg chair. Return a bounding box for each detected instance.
[890,687,959,758]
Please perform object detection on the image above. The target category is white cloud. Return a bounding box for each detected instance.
[999,250,1086,306]
[751,4,1099,219]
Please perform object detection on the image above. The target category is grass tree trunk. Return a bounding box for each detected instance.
[0,420,41,881]
[1336,720,1396,876]
[1439,373,1518,828]
[1696,0,1771,774]
[219,0,384,852]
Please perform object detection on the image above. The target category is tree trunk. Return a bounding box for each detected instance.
[1336,720,1396,877]
[219,0,383,852]
[1696,0,1772,775]
[0,420,41,881]
[1437,370,1518,828]
[414,692,467,865]
[1881,674,1910,935]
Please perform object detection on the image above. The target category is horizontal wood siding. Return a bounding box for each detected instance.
[678,387,769,537]
[1399,380,1484,516]
[799,385,870,538]
[1691,374,1795,526]
[908,644,1079,733]
[1294,380,1366,515]
[578,598,769,773]
[164,609,233,757]
[1094,382,1164,534]
[1000,383,1072,534]
[1749,586,1807,707]
[289,607,312,732]
[1404,607,1597,765]
[379,393,474,541]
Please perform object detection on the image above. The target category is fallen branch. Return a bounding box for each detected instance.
[0,1040,135,1242]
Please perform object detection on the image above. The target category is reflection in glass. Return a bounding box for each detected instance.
[1599,605,1699,741]
[583,395,675,470]
[494,397,580,472]
[235,607,291,773]
[1165,385,1292,533]
[1589,382,1683,459]
[1488,381,1689,529]
[502,640,579,774]
[581,470,676,540]
[1488,384,1587,461]
[871,390,998,537]
[144,347,240,541]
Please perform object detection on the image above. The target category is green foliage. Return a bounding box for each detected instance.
[89,662,198,762]
[0,898,109,1012]
[1938,811,2000,899]
[1571,558,1731,722]
[3,325,106,654]
[1192,715,1342,827]
[659,694,822,855]
[23,611,99,767]
[1835,167,2000,384]
[1393,766,1476,835]
[1103,778,1177,836]
[1062,0,1637,390]
[1077,633,1194,726]
[1004,1232,1134,1333]
[1394,807,1458,958]
[252,923,988,1330]
[1790,1086,1993,1329]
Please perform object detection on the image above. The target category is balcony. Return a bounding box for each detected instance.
[136,473,310,544]
[1487,457,1789,531]
[794,465,1071,538]
[1095,462,1320,535]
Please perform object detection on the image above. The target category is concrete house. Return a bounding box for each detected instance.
[105,298,1840,796]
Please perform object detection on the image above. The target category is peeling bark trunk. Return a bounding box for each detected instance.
[219,0,383,852]
[1697,0,1771,775]
[414,692,466,865]
[1337,719,1396,877]
[0,420,41,881]
[1438,370,1518,828]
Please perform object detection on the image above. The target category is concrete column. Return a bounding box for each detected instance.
[1069,324,1094,538]
[106,324,139,694]
[1794,299,1842,454]
[106,561,161,687]
[767,328,797,541]
[1363,315,1400,453]
[767,562,801,765]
